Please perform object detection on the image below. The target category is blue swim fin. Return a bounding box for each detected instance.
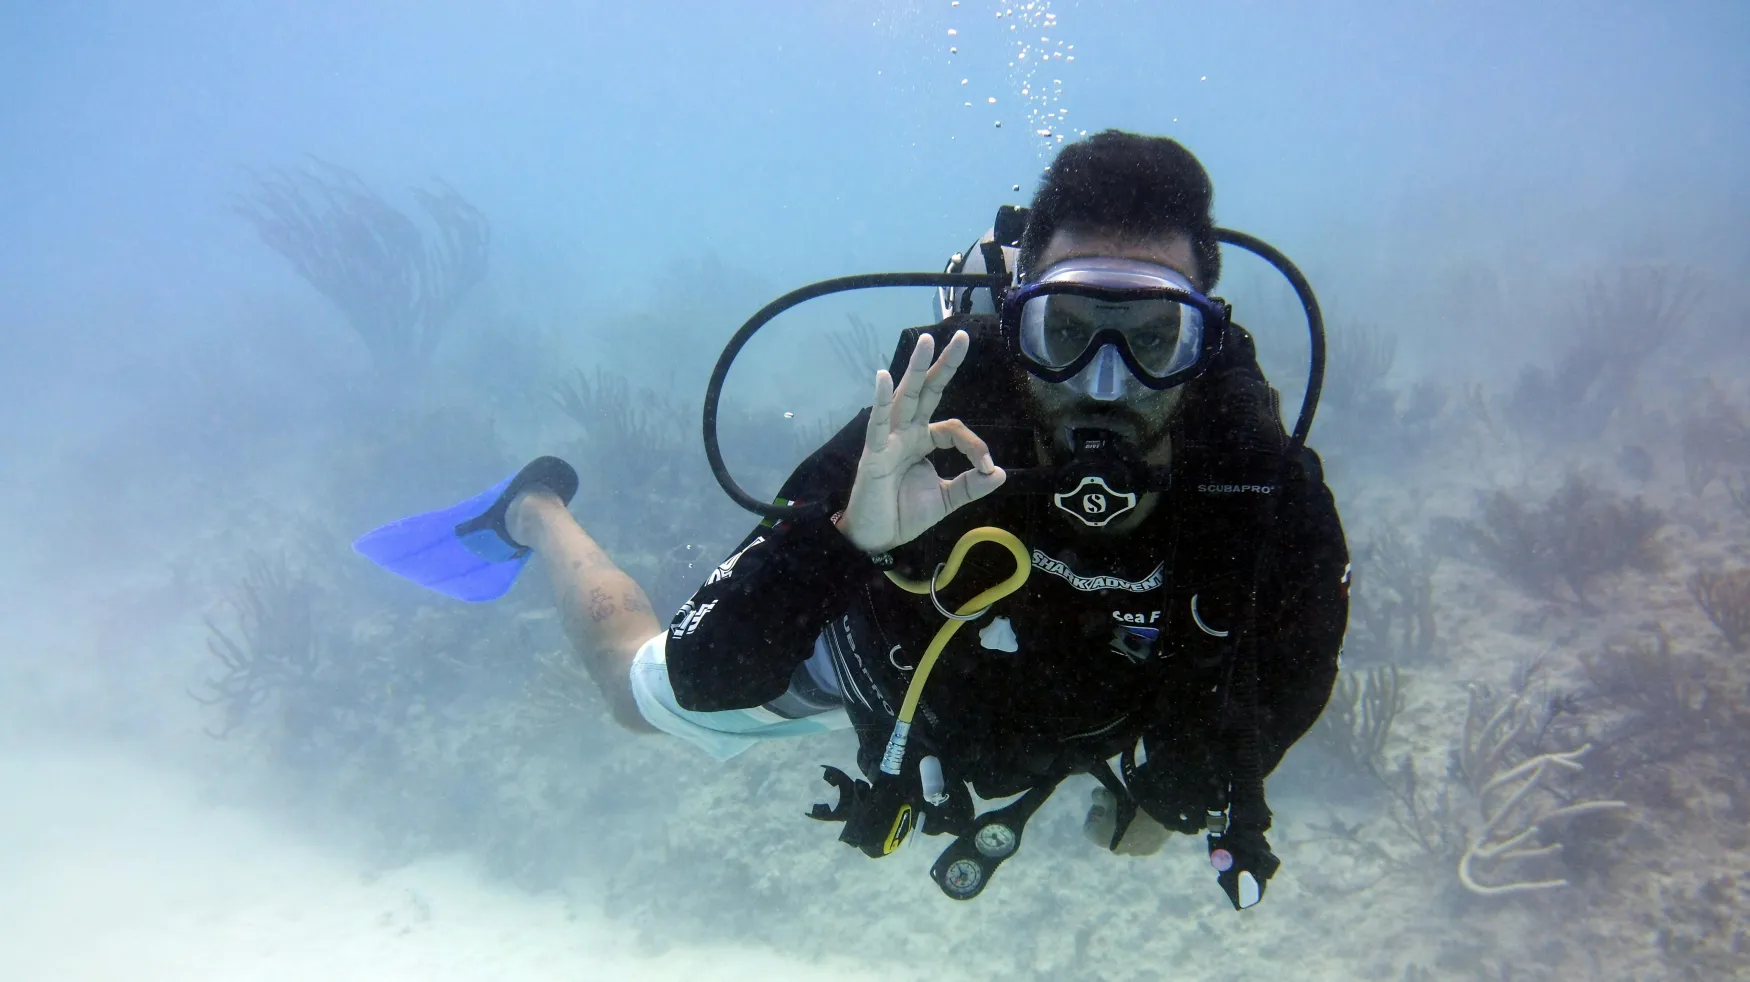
[353,456,580,602]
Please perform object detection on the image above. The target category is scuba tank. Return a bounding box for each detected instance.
[934,204,1026,321]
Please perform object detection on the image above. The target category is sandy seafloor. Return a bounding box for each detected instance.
[0,746,895,982]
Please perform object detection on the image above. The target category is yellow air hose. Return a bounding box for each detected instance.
[875,527,1030,775]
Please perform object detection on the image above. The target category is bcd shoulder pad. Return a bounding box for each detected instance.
[886,314,1023,418]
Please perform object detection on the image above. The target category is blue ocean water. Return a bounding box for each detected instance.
[1,3,1747,980]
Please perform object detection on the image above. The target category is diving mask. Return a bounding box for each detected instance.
[1001,258,1230,400]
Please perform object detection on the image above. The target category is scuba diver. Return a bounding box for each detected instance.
[357,130,1348,908]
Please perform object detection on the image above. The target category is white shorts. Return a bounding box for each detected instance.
[628,631,852,761]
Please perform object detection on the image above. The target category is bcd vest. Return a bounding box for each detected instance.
[823,313,1289,811]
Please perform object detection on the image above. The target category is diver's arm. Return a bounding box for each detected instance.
[667,329,1005,712]
[664,413,873,712]
[1254,446,1349,774]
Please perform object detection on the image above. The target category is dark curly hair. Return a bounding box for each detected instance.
[1017,130,1220,289]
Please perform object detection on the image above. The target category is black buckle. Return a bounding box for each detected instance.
[808,766,919,858]
[1089,761,1140,850]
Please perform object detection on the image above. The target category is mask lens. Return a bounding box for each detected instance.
[1021,294,1093,369]
[1019,291,1204,379]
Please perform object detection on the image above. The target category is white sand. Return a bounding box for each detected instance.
[0,747,886,982]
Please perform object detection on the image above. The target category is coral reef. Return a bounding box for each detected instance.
[826,312,889,390]
[1311,663,1404,781]
[1505,265,1700,447]
[1348,526,1440,663]
[192,553,320,738]
[1688,569,1750,651]
[1679,385,1750,496]
[1728,473,1750,521]
[1312,323,1450,470]
[550,368,689,479]
[325,402,512,534]
[548,366,758,614]
[548,359,831,615]
[1380,661,1628,898]
[1576,624,1732,805]
[1580,625,1714,739]
[1460,473,1665,610]
[1322,322,1398,421]
[235,161,489,379]
[1451,681,1627,896]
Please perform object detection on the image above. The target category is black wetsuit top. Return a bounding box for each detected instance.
[667,316,1348,805]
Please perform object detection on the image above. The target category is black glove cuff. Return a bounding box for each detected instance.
[1122,741,1223,836]
[1207,825,1280,910]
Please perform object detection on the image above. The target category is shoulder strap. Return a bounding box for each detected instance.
[1175,324,1287,461]
[887,314,1033,437]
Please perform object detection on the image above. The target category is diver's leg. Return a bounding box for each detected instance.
[508,490,659,733]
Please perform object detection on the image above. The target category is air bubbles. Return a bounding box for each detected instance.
[949,0,1070,159]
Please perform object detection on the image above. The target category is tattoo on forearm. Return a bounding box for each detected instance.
[571,548,613,573]
[622,589,653,615]
[585,586,619,622]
